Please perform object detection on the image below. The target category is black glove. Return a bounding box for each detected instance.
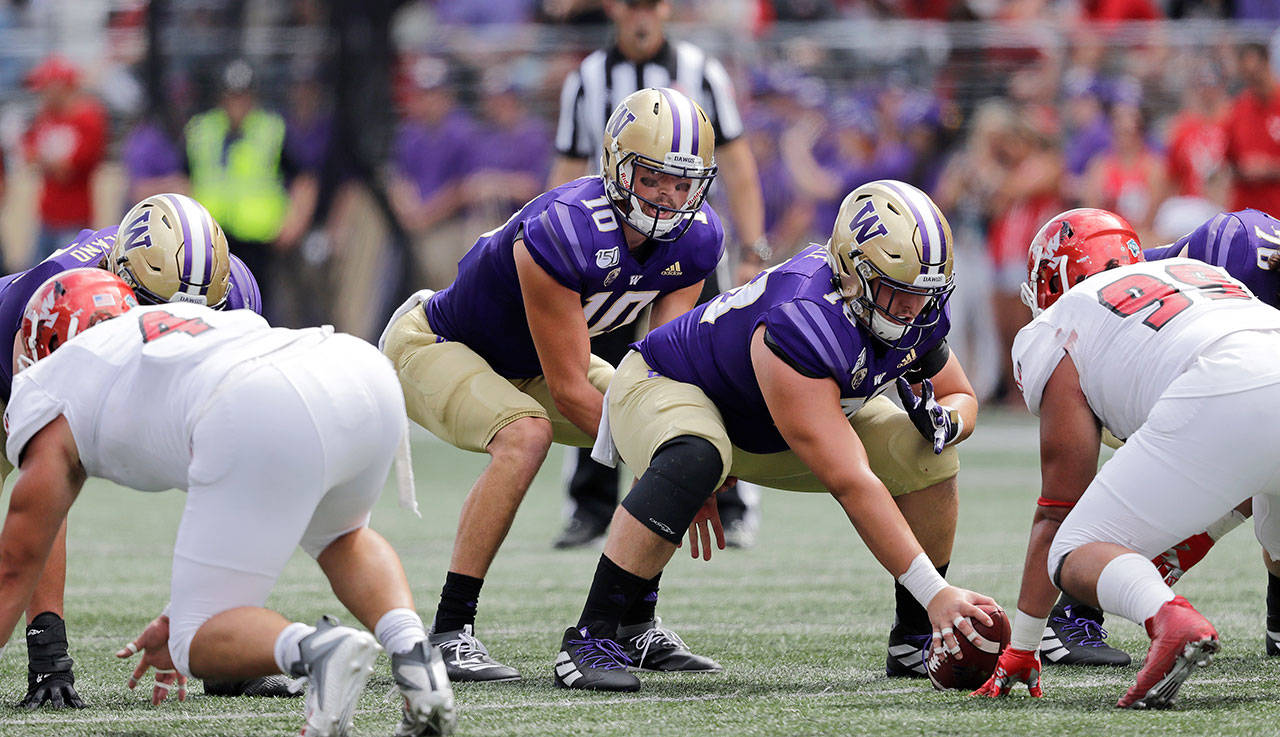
[21,612,86,709]
[896,377,961,455]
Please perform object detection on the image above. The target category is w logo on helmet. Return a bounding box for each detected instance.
[606,107,636,140]
[848,200,889,246]
[120,209,152,252]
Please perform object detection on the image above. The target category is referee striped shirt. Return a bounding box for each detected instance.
[555,39,744,173]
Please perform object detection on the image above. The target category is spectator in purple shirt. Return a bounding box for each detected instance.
[462,69,551,228]
[389,56,479,288]
[120,118,185,205]
[1061,73,1112,203]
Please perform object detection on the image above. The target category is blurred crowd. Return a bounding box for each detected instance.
[0,0,1279,404]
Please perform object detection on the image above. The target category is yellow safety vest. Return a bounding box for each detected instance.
[185,108,289,243]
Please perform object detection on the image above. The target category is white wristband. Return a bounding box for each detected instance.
[897,552,948,608]
[1010,608,1049,651]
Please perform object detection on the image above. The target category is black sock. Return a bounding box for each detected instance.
[434,571,484,633]
[577,555,651,638]
[621,572,661,627]
[1267,572,1280,630]
[892,562,949,635]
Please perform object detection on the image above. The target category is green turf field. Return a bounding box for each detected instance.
[1,409,1276,736]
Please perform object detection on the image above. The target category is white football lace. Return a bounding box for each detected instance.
[628,620,687,667]
[447,630,494,666]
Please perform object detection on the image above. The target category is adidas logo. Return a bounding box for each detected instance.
[660,261,683,277]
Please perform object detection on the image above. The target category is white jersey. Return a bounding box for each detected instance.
[5,303,329,491]
[1012,258,1280,439]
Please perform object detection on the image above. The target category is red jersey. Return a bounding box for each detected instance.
[21,96,107,227]
[1223,85,1280,216]
[1165,111,1225,198]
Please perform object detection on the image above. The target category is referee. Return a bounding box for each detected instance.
[548,0,768,550]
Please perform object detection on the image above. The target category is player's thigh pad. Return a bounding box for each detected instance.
[1050,384,1280,578]
[513,353,614,447]
[608,351,732,487]
[381,306,547,452]
[729,396,957,496]
[173,367,330,677]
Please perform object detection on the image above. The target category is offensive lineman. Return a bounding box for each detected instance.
[976,208,1280,708]
[0,193,263,708]
[1039,208,1280,667]
[0,269,456,736]
[381,87,724,681]
[553,180,997,691]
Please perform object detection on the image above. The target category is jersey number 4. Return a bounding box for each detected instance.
[1098,263,1250,331]
[139,310,214,343]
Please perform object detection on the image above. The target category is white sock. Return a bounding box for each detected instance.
[274,622,316,675]
[375,608,428,655]
[1096,553,1176,626]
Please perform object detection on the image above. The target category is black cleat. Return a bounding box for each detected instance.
[617,617,722,672]
[553,627,640,691]
[204,675,298,697]
[553,516,609,549]
[429,624,521,682]
[885,625,930,678]
[1042,603,1132,667]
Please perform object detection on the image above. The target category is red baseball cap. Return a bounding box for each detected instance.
[25,55,80,90]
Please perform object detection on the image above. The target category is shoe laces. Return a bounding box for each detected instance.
[444,629,493,665]
[628,619,688,667]
[1053,614,1110,647]
[568,634,633,671]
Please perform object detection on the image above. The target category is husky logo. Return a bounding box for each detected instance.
[120,209,152,252]
[596,247,620,269]
[606,106,637,139]
[848,200,889,246]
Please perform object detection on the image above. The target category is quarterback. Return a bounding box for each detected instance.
[0,269,455,737]
[0,193,262,708]
[553,180,997,691]
[381,87,724,681]
[976,208,1280,708]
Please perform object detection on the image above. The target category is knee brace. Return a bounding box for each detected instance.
[621,436,723,544]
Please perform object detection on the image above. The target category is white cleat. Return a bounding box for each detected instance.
[392,641,458,736]
[293,615,381,737]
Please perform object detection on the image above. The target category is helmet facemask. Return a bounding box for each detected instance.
[605,150,716,241]
[840,251,953,349]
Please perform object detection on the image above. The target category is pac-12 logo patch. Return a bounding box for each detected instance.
[596,247,620,269]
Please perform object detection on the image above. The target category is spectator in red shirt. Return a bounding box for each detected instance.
[20,56,107,267]
[1223,43,1280,216]
[1165,63,1228,200]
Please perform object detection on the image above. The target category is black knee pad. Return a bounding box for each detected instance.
[621,436,723,544]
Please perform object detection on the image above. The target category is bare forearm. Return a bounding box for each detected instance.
[719,142,765,246]
[833,484,925,577]
[1015,514,1064,619]
[549,381,604,438]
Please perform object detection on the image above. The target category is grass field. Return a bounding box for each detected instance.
[1,408,1277,736]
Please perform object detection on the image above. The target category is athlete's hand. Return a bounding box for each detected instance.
[681,478,732,561]
[20,670,85,709]
[897,377,960,454]
[116,614,187,705]
[926,586,997,659]
[973,647,1043,698]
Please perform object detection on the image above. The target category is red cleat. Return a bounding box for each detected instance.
[1117,596,1219,709]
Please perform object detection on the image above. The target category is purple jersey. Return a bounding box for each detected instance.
[425,176,724,378]
[1145,209,1280,309]
[0,226,261,400]
[637,244,950,454]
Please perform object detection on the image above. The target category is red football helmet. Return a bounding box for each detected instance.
[1021,208,1144,315]
[17,268,138,371]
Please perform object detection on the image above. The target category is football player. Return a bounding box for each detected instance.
[380,87,725,681]
[0,269,456,736]
[1039,208,1280,668]
[976,208,1280,708]
[552,180,998,691]
[0,193,263,708]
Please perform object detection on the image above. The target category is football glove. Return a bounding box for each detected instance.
[972,647,1043,698]
[897,377,961,454]
[21,612,85,709]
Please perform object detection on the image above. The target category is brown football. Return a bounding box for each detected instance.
[924,605,1011,691]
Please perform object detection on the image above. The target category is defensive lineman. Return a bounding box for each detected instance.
[0,269,455,736]
[381,87,724,681]
[554,180,997,691]
[976,208,1280,707]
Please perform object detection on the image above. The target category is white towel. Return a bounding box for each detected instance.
[590,385,619,468]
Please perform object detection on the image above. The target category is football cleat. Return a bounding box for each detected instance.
[391,642,457,737]
[885,626,930,678]
[617,617,722,673]
[291,616,381,737]
[428,625,520,682]
[203,675,297,697]
[1268,612,1280,656]
[552,515,609,550]
[553,627,640,692]
[1041,602,1131,667]
[1117,596,1218,709]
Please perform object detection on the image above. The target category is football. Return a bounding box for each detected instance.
[924,605,1011,691]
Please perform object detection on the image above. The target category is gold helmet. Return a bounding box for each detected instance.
[110,194,231,308]
[827,180,954,348]
[601,87,717,241]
